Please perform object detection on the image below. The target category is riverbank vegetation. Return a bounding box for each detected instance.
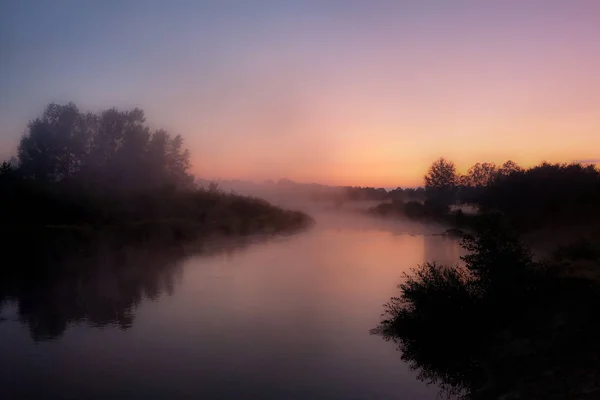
[371,157,600,398]
[372,216,600,399]
[0,103,312,260]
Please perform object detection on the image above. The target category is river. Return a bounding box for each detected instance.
[0,212,462,399]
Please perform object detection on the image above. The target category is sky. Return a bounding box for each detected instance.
[1,1,599,187]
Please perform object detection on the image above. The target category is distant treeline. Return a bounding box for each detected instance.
[309,184,426,203]
[196,177,427,204]
[371,157,600,232]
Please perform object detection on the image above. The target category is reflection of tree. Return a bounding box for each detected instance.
[373,220,600,399]
[0,248,184,342]
[0,237,265,342]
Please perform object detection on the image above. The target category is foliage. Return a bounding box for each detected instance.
[17,102,193,191]
[373,263,481,399]
[424,157,458,190]
[460,215,535,292]
[457,160,522,204]
[403,201,427,219]
[424,158,458,207]
[462,162,498,188]
[459,160,523,190]
[368,200,440,220]
[477,162,600,229]
[0,184,311,242]
[496,160,522,177]
[372,219,600,399]
[343,186,388,201]
[419,157,599,232]
[0,103,312,250]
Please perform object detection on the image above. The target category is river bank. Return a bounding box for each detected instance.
[0,188,313,268]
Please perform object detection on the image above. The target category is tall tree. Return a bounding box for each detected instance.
[18,103,88,182]
[424,158,458,207]
[16,102,192,190]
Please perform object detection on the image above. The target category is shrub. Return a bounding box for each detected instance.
[371,217,600,399]
[402,201,427,219]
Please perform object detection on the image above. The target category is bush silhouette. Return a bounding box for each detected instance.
[372,217,600,399]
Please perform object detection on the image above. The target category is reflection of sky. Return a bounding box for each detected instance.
[0,228,456,399]
[2,1,599,186]
[424,234,463,266]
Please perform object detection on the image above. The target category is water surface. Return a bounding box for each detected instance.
[0,218,461,399]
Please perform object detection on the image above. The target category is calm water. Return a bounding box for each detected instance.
[0,216,461,399]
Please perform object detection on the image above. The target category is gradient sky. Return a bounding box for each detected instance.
[1,1,599,187]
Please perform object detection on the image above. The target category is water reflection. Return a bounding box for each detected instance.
[0,249,183,341]
[0,238,265,342]
[423,234,462,266]
[0,228,463,399]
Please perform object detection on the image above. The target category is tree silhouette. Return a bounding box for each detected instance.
[424,157,458,207]
[497,160,522,177]
[424,158,458,189]
[478,162,600,229]
[464,162,498,188]
[0,161,11,175]
[17,103,193,191]
[17,103,87,182]
[372,219,600,399]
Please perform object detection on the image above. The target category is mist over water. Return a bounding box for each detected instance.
[195,179,447,234]
[0,209,460,399]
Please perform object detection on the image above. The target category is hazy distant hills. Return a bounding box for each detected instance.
[193,178,422,204]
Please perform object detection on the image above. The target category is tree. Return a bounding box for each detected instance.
[424,158,458,206]
[18,103,88,182]
[0,161,12,175]
[424,158,458,189]
[464,162,498,188]
[16,103,192,191]
[497,160,522,178]
[165,134,192,186]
